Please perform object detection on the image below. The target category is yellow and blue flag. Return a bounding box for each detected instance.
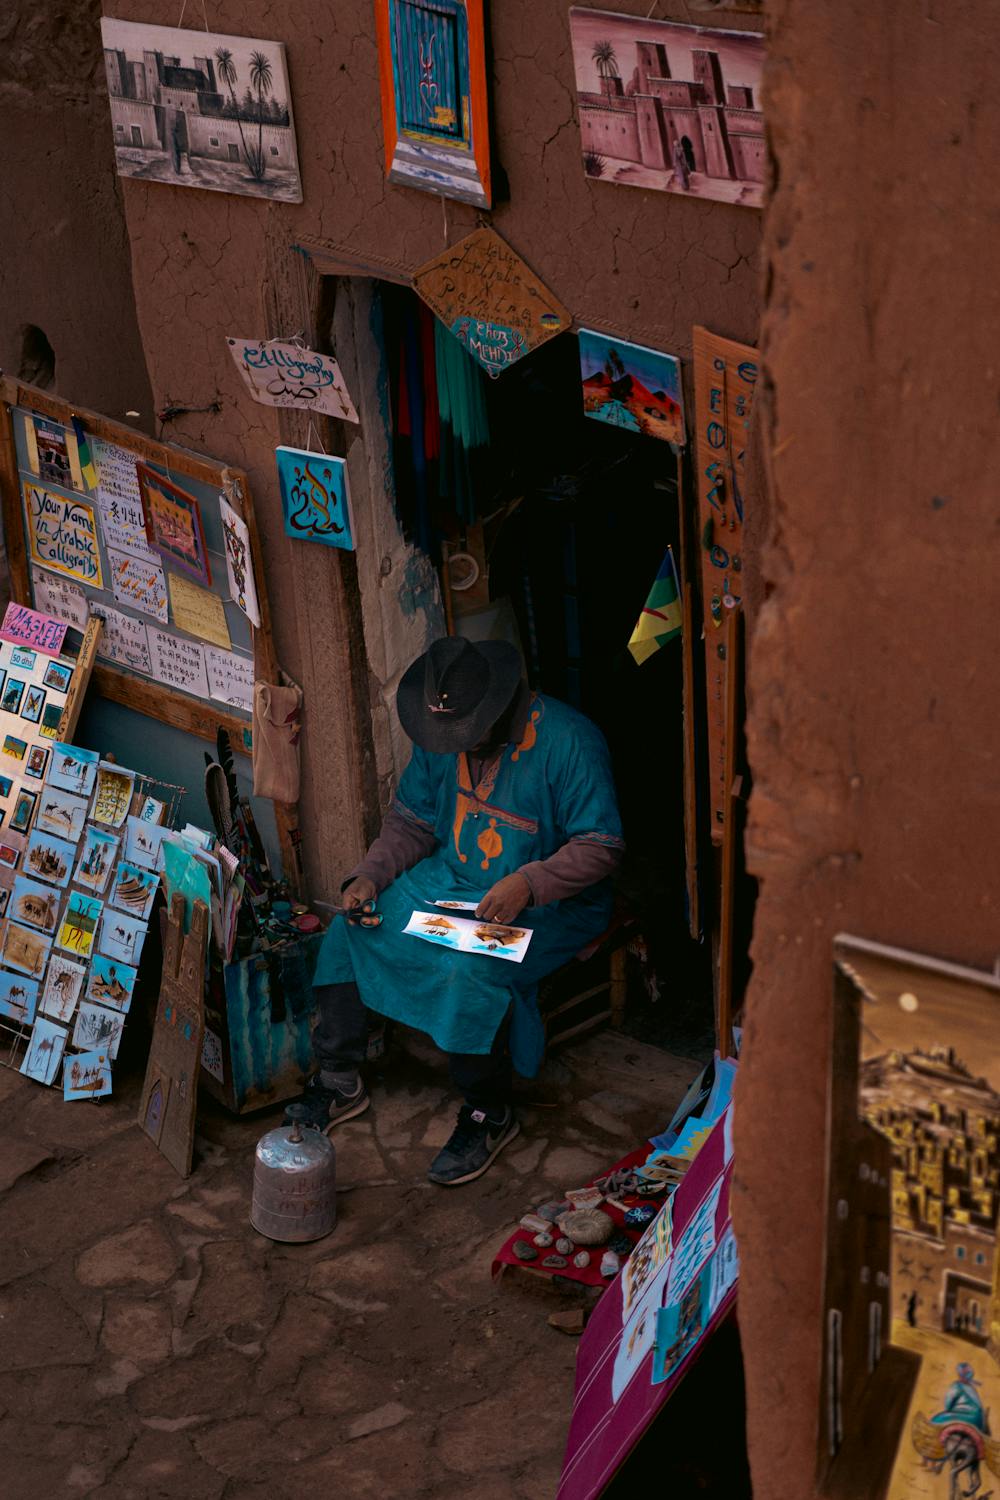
[628,545,682,665]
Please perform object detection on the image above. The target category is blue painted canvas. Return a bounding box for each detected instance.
[579,329,685,445]
[276,447,354,551]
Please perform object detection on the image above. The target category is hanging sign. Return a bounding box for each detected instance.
[24,483,104,589]
[226,338,359,422]
[692,326,759,843]
[0,603,68,658]
[413,227,571,375]
[276,446,354,551]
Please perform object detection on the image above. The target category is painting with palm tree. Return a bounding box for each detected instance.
[100,19,302,203]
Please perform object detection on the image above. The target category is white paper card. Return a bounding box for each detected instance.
[147,627,209,698]
[403,909,532,963]
[93,439,154,559]
[219,496,261,627]
[90,602,152,673]
[205,646,254,713]
[31,569,89,628]
[107,548,168,622]
[227,336,359,422]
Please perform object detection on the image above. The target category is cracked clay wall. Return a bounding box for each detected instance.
[735,1,1000,1493]
[105,0,763,899]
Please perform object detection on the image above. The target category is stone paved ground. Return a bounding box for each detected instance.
[0,1029,700,1500]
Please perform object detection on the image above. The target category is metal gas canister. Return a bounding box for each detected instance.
[250,1120,337,1242]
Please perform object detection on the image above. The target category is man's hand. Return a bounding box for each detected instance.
[342,876,377,910]
[476,872,531,925]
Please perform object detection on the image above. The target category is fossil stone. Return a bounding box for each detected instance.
[519,1213,551,1235]
[572,1251,591,1269]
[533,1232,554,1248]
[555,1237,574,1255]
[600,1250,621,1277]
[557,1208,613,1246]
[542,1255,568,1270]
[566,1187,603,1210]
[512,1239,538,1262]
[537,1200,570,1223]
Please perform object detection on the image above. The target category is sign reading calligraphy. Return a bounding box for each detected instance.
[226,338,359,422]
[24,483,104,589]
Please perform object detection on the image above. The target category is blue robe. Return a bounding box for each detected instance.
[314,693,624,1076]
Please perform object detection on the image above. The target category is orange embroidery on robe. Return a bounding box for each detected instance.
[451,752,536,862]
[478,818,504,871]
[511,705,541,762]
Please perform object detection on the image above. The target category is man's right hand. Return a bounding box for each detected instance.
[342,876,378,910]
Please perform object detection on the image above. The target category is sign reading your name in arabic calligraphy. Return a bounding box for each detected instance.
[227,338,360,423]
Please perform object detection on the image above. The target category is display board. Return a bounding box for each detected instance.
[0,377,297,881]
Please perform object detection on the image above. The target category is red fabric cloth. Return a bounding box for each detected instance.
[419,303,441,462]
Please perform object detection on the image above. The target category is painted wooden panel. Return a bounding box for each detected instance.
[394,0,466,141]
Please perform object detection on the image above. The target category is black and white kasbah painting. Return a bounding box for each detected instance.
[99,19,303,203]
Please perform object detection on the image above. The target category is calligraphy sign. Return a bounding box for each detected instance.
[413,227,571,374]
[0,603,68,658]
[692,326,758,842]
[24,482,104,589]
[227,338,359,422]
[276,446,354,551]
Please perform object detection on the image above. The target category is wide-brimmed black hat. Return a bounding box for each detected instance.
[397,636,523,754]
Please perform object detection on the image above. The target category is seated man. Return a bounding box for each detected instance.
[285,635,624,1186]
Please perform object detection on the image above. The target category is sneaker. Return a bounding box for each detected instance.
[427,1105,520,1187]
[283,1075,370,1134]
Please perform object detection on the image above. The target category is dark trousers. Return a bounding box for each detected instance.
[312,981,513,1114]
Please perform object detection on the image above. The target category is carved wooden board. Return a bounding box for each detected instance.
[138,893,208,1178]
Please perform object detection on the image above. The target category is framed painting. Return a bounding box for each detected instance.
[375,0,492,208]
[99,19,302,204]
[568,9,765,208]
[579,329,685,443]
[276,447,354,551]
[137,465,212,586]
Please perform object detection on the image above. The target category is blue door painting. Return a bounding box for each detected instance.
[276,447,354,551]
[393,0,466,140]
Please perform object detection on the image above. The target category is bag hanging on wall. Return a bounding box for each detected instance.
[253,681,303,802]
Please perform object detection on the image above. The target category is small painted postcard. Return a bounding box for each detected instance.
[10,789,37,833]
[20,684,46,725]
[277,447,354,551]
[56,891,104,959]
[73,1000,126,1060]
[42,660,73,693]
[107,548,169,622]
[0,833,24,868]
[74,827,120,894]
[124,814,166,871]
[24,745,50,780]
[63,1048,112,1100]
[86,953,137,1013]
[48,742,99,797]
[25,829,75,888]
[579,329,685,444]
[0,970,39,1025]
[39,703,65,740]
[137,464,212,586]
[403,910,533,963]
[0,775,12,800]
[2,678,25,715]
[2,734,27,762]
[99,909,147,966]
[36,787,88,843]
[3,921,52,978]
[109,861,159,922]
[40,954,87,1023]
[20,1016,68,1086]
[621,1199,674,1324]
[93,764,135,829]
[433,899,480,911]
[10,874,61,932]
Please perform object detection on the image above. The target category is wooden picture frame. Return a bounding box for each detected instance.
[375,0,492,209]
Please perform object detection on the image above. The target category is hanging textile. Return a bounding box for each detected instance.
[434,319,490,526]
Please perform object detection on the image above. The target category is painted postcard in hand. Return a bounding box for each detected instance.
[124,814,166,871]
[0,970,39,1025]
[109,861,159,921]
[99,909,147,966]
[57,892,104,958]
[579,329,685,444]
[136,465,211,586]
[63,1048,112,1100]
[20,1016,67,1086]
[36,787,88,843]
[24,482,104,588]
[93,764,135,829]
[48,742,99,797]
[74,827,120,894]
[3,921,52,978]
[108,549,169,622]
[219,496,261,626]
[10,874,61,933]
[86,953,137,1013]
[40,954,87,1023]
[227,338,359,422]
[100,19,303,205]
[403,910,533,963]
[25,829,75,888]
[73,1001,126,1060]
[277,447,354,551]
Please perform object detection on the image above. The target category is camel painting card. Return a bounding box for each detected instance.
[9,874,61,933]
[93,764,135,829]
[20,1016,67,1086]
[3,921,52,979]
[73,1000,126,1060]
[25,829,75,888]
[9,789,37,834]
[124,814,166,871]
[40,954,87,1024]
[109,861,159,922]
[74,827,119,895]
[48,742,99,797]
[136,465,212,586]
[98,909,147,967]
[579,330,685,444]
[36,788,88,844]
[86,953,137,1014]
[24,745,49,781]
[100,20,302,205]
[403,910,533,963]
[19,684,46,725]
[63,1048,111,1100]
[0,970,39,1026]
[56,892,103,960]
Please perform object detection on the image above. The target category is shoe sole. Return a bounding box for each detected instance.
[323,1093,371,1134]
[427,1118,521,1187]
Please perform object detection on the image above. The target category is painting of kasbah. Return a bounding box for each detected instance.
[99,19,302,203]
[568,9,764,207]
[834,941,1000,1500]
